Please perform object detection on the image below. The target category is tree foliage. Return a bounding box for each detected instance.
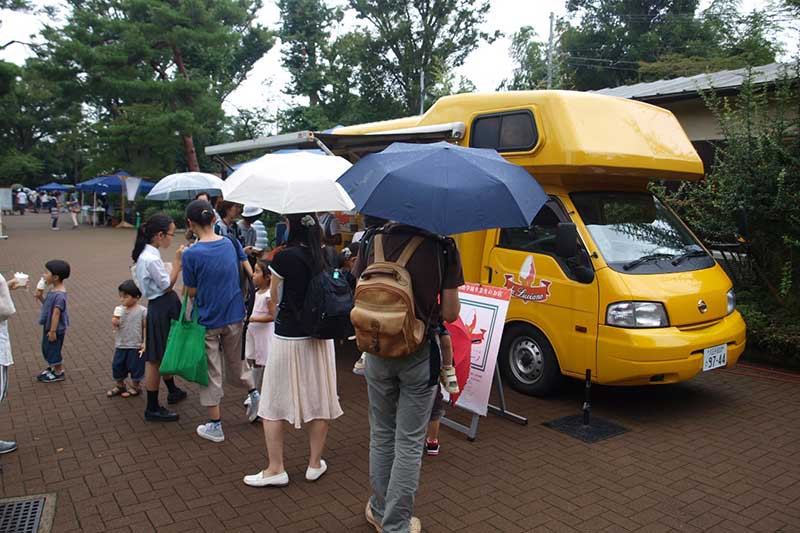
[658,64,800,362]
[278,0,341,107]
[498,26,551,90]
[28,0,273,177]
[348,0,495,114]
[558,0,780,90]
[276,0,490,131]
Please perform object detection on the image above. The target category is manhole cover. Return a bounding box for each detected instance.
[0,497,44,533]
[0,494,55,533]
[543,414,629,443]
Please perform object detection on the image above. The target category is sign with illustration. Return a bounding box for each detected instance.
[444,283,511,416]
[503,255,551,303]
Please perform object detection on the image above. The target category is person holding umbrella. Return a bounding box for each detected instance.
[337,141,547,532]
[351,223,464,532]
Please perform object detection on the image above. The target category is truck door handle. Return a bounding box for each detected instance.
[485,266,493,284]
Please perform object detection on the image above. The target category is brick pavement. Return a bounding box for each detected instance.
[0,213,799,532]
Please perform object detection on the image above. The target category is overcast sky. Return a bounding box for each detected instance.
[1,0,796,121]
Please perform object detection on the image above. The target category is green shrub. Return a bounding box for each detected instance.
[659,62,800,366]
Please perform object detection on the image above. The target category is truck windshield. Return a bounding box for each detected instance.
[571,192,713,273]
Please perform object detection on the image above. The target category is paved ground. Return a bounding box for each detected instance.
[0,213,799,533]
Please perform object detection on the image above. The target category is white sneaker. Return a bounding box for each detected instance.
[246,390,260,423]
[243,470,289,487]
[196,421,224,443]
[305,459,327,481]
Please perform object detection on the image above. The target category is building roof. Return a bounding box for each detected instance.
[593,62,790,102]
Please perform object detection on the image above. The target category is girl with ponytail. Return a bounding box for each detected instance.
[182,200,258,443]
[132,214,186,422]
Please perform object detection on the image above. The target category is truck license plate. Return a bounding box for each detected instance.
[703,344,728,372]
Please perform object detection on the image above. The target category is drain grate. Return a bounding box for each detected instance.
[543,414,629,443]
[0,497,45,533]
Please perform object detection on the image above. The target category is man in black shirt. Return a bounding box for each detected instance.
[355,224,464,533]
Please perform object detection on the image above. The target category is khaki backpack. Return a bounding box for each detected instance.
[350,234,427,358]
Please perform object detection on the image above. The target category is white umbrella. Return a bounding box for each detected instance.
[221,152,354,214]
[147,172,224,201]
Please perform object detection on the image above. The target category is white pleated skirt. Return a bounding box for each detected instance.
[258,335,343,429]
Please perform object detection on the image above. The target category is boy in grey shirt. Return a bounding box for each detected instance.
[107,280,147,398]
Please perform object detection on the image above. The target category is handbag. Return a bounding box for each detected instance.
[160,293,209,386]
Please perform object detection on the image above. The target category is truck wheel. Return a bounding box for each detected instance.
[499,324,562,396]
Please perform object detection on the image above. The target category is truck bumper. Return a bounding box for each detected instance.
[597,311,746,386]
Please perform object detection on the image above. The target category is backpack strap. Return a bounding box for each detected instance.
[396,236,424,267]
[373,234,385,263]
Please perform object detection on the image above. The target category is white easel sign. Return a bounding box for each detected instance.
[444,283,511,416]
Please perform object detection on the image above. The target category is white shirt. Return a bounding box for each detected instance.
[0,275,16,366]
[16,191,27,204]
[134,244,171,301]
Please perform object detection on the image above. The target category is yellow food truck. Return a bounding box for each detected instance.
[206,90,746,396]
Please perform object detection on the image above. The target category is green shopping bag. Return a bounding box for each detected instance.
[160,294,208,386]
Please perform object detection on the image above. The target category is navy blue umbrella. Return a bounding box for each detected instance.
[336,142,548,235]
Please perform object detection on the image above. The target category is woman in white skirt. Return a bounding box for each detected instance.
[244,212,343,487]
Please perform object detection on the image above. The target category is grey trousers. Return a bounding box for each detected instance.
[366,345,437,533]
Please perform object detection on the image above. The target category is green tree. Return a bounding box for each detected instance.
[0,62,81,185]
[33,0,273,176]
[229,107,274,141]
[560,0,779,90]
[347,0,496,114]
[659,64,800,363]
[498,26,551,90]
[278,0,341,107]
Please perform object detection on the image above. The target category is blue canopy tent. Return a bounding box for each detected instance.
[37,182,74,193]
[75,171,155,227]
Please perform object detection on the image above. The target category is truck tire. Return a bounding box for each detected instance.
[498,324,562,396]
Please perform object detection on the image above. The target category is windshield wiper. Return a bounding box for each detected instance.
[671,248,708,266]
[622,253,673,271]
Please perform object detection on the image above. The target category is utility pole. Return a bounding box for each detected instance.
[547,11,555,89]
[419,70,425,115]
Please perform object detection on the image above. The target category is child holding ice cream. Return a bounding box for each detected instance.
[107,280,146,398]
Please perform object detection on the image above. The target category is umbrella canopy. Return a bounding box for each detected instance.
[76,171,155,194]
[336,142,548,235]
[230,148,326,171]
[37,182,73,192]
[444,317,473,404]
[147,172,224,201]
[222,151,354,214]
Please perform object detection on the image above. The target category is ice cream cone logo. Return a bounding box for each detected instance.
[520,256,536,287]
[465,311,487,344]
[503,255,552,303]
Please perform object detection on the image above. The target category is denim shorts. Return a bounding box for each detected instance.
[112,348,145,381]
[42,330,65,366]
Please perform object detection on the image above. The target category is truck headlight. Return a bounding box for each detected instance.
[727,288,736,314]
[606,301,669,328]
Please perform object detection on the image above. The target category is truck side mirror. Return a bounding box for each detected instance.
[556,222,578,259]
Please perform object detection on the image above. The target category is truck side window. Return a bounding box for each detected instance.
[470,110,538,152]
[499,202,563,254]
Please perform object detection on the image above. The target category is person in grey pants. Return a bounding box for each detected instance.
[355,226,463,533]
